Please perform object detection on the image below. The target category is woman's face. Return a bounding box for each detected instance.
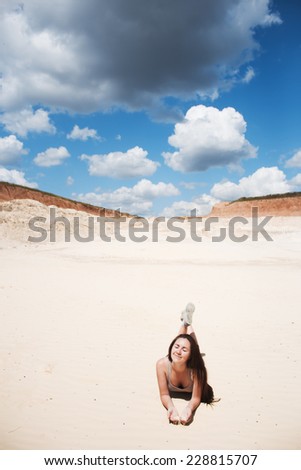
[171,338,191,364]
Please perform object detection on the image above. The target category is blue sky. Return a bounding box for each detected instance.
[0,0,301,216]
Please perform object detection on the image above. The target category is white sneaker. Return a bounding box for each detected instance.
[182,302,195,326]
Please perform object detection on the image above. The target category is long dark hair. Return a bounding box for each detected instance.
[168,334,216,405]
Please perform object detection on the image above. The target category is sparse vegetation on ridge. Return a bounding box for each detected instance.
[229,192,301,204]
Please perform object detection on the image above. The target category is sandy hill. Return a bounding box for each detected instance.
[0,182,132,218]
[208,193,301,217]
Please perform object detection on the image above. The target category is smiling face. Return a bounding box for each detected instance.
[171,338,191,364]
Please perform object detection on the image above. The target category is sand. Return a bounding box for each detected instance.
[0,201,301,449]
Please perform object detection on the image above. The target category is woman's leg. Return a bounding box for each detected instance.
[187,325,199,345]
[178,323,188,335]
[177,323,199,345]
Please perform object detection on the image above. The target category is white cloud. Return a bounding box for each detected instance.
[242,67,255,84]
[76,179,179,215]
[0,107,56,137]
[289,173,301,188]
[0,135,27,165]
[0,168,38,188]
[115,134,122,141]
[133,179,179,199]
[163,105,257,172]
[261,13,282,26]
[285,150,301,168]
[81,146,159,179]
[211,167,292,200]
[210,180,243,201]
[162,194,218,217]
[66,176,74,186]
[67,125,101,141]
[0,1,281,115]
[34,146,70,167]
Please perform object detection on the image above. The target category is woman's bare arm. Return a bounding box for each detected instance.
[156,358,179,423]
[180,372,201,425]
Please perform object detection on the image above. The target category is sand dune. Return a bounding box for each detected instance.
[0,200,301,449]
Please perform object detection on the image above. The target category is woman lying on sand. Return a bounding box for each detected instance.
[156,303,216,425]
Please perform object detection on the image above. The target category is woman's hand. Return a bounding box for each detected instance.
[180,406,193,425]
[167,406,180,425]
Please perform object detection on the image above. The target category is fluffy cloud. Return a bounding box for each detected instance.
[0,135,27,165]
[34,146,70,167]
[0,0,281,114]
[211,167,292,200]
[162,194,218,217]
[67,125,101,141]
[0,107,55,137]
[76,179,179,215]
[285,150,301,168]
[289,173,301,188]
[0,167,38,188]
[81,146,159,179]
[163,105,257,172]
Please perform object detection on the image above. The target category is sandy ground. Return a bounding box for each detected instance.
[0,207,301,449]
